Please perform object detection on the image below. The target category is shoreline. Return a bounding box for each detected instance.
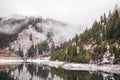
[0,57,120,74]
[0,57,23,64]
[27,58,120,74]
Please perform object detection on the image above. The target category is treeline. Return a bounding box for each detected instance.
[51,6,120,63]
[0,32,18,49]
[81,7,120,44]
[51,33,91,63]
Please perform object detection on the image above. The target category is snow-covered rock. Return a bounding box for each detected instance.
[10,25,47,56]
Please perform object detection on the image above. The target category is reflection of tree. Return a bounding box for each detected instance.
[27,64,49,79]
[91,72,103,80]
[36,66,49,79]
[10,64,32,80]
[51,68,92,80]
[0,72,14,80]
[50,68,108,80]
[17,64,23,73]
[0,64,19,72]
[0,64,20,80]
[27,64,35,75]
[113,73,120,80]
[101,72,120,80]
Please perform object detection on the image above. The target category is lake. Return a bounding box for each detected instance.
[0,63,120,80]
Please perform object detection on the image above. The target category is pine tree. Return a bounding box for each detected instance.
[104,13,107,25]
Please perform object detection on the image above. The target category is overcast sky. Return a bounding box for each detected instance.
[0,0,119,27]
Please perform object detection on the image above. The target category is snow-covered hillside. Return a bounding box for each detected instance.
[0,15,84,56]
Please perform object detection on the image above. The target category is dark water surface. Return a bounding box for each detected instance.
[0,63,120,80]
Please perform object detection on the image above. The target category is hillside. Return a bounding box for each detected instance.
[51,7,120,64]
[0,16,83,58]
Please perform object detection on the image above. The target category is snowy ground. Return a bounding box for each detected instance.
[0,57,120,74]
[62,63,120,74]
[27,57,120,74]
[0,57,24,64]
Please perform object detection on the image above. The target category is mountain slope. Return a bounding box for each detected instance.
[51,8,120,64]
[0,16,84,57]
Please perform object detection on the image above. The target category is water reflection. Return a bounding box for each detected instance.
[0,63,120,80]
[0,63,20,80]
[0,64,19,72]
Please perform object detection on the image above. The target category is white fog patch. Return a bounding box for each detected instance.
[50,24,85,45]
[36,21,85,46]
[0,23,20,34]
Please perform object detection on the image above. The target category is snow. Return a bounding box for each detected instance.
[63,63,120,74]
[28,58,120,74]
[102,45,115,64]
[3,14,26,20]
[0,59,24,64]
[10,25,47,57]
[0,23,21,34]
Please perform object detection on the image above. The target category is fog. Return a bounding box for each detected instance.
[0,16,85,47]
[0,0,119,27]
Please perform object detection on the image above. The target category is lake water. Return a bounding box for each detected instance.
[0,63,120,80]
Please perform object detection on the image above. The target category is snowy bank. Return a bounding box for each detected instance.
[28,58,120,74]
[0,57,24,64]
[62,63,120,74]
